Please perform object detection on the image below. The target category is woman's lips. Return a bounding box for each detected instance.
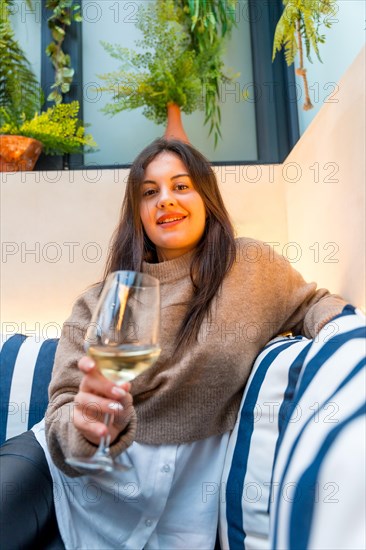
[157,214,187,227]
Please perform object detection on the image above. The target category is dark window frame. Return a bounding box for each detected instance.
[38,0,299,170]
[248,0,299,164]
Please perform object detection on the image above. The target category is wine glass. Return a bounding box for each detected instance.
[66,271,160,474]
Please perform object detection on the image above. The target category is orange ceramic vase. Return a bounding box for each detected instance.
[164,103,190,143]
[0,135,43,172]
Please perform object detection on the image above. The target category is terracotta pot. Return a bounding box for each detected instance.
[164,103,190,143]
[0,135,43,172]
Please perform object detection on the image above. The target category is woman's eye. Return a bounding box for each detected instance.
[142,188,157,197]
[176,184,189,190]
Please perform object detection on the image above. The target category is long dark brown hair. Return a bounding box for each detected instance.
[104,138,236,351]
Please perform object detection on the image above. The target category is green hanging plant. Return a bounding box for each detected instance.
[177,0,237,144]
[45,0,82,104]
[272,0,338,110]
[97,0,238,146]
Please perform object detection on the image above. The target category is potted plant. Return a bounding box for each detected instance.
[97,0,237,146]
[0,102,96,170]
[272,0,338,110]
[0,0,95,171]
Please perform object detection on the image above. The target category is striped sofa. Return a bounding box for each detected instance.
[0,305,365,549]
[220,305,365,549]
[0,334,58,444]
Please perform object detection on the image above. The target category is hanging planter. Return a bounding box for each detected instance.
[97,0,237,147]
[164,103,190,143]
[0,135,43,172]
[272,0,338,111]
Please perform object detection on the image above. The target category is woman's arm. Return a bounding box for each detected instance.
[269,249,347,338]
[235,238,347,340]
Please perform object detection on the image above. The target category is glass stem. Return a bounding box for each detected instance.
[95,413,111,458]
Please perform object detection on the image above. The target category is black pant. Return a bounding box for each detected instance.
[0,431,64,550]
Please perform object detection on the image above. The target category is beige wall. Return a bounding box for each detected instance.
[283,46,365,309]
[0,165,287,335]
[1,46,364,336]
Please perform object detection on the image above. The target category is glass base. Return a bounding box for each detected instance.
[65,455,130,474]
[65,455,114,474]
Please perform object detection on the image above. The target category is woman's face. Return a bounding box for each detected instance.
[139,152,207,261]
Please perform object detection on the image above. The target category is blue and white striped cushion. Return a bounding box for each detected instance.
[270,306,366,550]
[219,334,311,549]
[0,334,58,444]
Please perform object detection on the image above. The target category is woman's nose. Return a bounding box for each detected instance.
[157,191,177,208]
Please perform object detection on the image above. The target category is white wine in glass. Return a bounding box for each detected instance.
[88,345,161,383]
[66,270,160,474]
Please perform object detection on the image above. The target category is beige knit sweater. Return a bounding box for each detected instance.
[45,237,346,475]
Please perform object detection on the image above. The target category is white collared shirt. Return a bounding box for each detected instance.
[33,419,229,550]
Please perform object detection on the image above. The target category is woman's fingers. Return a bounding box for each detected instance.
[73,402,109,444]
[73,356,134,445]
[111,390,134,432]
[77,355,131,397]
[73,390,134,445]
[78,355,95,373]
[74,390,132,423]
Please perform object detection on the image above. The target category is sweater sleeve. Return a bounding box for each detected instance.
[45,287,137,477]
[267,247,347,338]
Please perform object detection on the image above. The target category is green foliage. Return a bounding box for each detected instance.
[98,0,238,145]
[0,0,42,126]
[45,0,82,104]
[0,101,96,155]
[273,0,337,65]
[0,0,96,156]
[183,0,236,39]
[98,1,201,125]
[178,0,237,145]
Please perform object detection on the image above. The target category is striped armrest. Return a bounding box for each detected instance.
[219,334,311,550]
[0,334,58,444]
[220,304,365,550]
[270,305,366,550]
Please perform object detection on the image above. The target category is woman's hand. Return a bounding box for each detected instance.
[73,356,134,446]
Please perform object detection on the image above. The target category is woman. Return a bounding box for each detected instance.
[2,139,346,549]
